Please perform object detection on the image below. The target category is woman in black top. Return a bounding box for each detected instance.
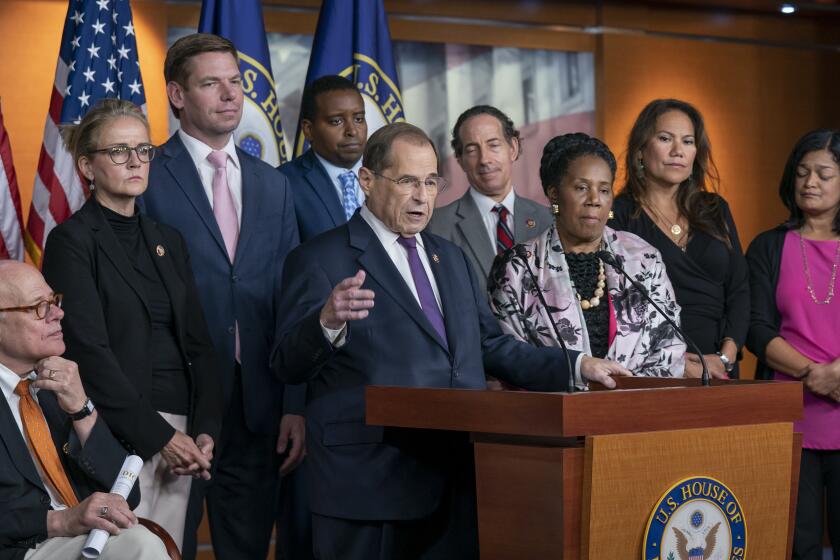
[609,99,749,378]
[42,99,222,549]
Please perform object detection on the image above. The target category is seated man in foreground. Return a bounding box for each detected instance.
[0,261,167,560]
[273,122,630,560]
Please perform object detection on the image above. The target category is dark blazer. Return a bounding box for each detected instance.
[273,213,578,521]
[745,225,787,380]
[42,197,222,459]
[278,148,346,243]
[0,390,139,560]
[427,190,553,295]
[143,133,304,433]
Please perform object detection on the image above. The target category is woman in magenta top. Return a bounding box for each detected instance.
[746,128,840,559]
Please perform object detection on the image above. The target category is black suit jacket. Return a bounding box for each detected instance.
[278,148,347,243]
[0,389,139,560]
[42,197,223,459]
[273,213,578,521]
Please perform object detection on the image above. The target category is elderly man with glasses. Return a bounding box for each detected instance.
[0,260,168,560]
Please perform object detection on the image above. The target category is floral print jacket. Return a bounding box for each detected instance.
[487,225,686,377]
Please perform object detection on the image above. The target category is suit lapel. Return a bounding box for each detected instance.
[77,199,150,318]
[234,150,264,267]
[139,217,186,341]
[421,233,458,355]
[513,195,546,242]
[454,193,495,281]
[0,396,45,491]
[349,217,449,352]
[161,135,229,260]
[302,150,345,226]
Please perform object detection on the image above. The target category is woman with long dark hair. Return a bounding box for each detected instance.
[609,99,748,378]
[747,129,840,558]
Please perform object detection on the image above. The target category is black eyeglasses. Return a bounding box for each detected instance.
[89,144,156,164]
[0,293,63,320]
[371,171,448,193]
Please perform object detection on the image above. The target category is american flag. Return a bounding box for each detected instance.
[0,99,25,261]
[25,0,146,265]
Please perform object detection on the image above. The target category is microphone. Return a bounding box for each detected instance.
[513,244,576,393]
[595,250,711,386]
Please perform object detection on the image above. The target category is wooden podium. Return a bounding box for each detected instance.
[366,378,802,559]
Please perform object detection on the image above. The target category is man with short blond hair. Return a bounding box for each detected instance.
[0,261,167,560]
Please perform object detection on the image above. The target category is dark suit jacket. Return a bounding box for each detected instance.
[273,213,578,521]
[278,148,347,243]
[427,190,553,295]
[143,133,304,434]
[0,389,139,560]
[42,197,222,459]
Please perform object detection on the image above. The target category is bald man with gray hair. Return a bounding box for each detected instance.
[0,261,167,560]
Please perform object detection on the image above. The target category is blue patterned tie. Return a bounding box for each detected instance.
[339,171,360,221]
[397,236,448,348]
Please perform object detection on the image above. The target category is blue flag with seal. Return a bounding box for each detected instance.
[199,0,289,165]
[294,0,404,157]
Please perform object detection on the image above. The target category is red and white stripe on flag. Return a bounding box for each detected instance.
[0,101,25,261]
[24,0,147,266]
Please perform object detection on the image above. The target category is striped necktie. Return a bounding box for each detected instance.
[492,205,514,254]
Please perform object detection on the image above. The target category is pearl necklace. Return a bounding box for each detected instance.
[799,232,840,305]
[576,258,607,310]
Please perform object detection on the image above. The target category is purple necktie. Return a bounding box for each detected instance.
[397,236,448,347]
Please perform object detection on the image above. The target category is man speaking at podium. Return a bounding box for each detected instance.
[273,122,630,560]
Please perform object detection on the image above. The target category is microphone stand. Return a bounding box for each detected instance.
[595,251,711,387]
[514,245,576,393]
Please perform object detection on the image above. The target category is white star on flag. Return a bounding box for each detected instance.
[78,92,90,107]
[71,35,81,49]
[117,45,130,59]
[83,67,96,82]
[107,55,117,70]
[123,21,135,36]
[92,19,106,35]
[128,79,142,95]
[96,0,110,10]
[101,78,115,93]
[87,43,101,58]
[70,10,84,24]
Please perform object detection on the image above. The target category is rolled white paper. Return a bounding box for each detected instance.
[81,455,143,559]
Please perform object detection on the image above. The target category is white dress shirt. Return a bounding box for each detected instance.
[314,152,365,208]
[469,187,516,251]
[178,129,243,224]
[0,362,66,510]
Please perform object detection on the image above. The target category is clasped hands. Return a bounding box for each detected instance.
[799,358,840,402]
[161,431,214,480]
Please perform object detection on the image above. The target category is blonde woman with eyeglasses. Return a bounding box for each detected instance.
[41,98,222,553]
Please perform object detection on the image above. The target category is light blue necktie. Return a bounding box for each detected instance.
[339,171,360,221]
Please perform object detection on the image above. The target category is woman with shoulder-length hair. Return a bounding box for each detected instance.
[41,99,222,551]
[609,98,749,379]
[746,129,840,559]
[489,133,686,379]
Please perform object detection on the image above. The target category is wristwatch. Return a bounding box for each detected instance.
[68,398,95,421]
[716,352,734,374]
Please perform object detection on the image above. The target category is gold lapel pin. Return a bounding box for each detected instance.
[526,218,536,228]
[432,254,440,263]
[156,245,166,257]
[608,210,615,220]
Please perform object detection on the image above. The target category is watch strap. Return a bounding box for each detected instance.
[68,398,94,421]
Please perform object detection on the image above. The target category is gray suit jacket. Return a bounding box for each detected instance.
[428,190,553,295]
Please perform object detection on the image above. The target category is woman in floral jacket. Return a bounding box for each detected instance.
[488,133,686,378]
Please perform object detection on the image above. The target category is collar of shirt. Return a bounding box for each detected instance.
[359,205,427,253]
[178,129,241,172]
[314,152,365,206]
[469,186,516,217]
[0,362,37,402]
[178,129,243,223]
[470,187,516,250]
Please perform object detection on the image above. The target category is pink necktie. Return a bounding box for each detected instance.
[208,150,241,362]
[208,150,239,261]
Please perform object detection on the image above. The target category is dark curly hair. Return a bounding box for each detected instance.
[619,98,730,247]
[779,128,840,233]
[539,133,617,197]
[451,105,520,158]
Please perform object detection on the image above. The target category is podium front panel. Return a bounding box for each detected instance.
[581,423,794,559]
